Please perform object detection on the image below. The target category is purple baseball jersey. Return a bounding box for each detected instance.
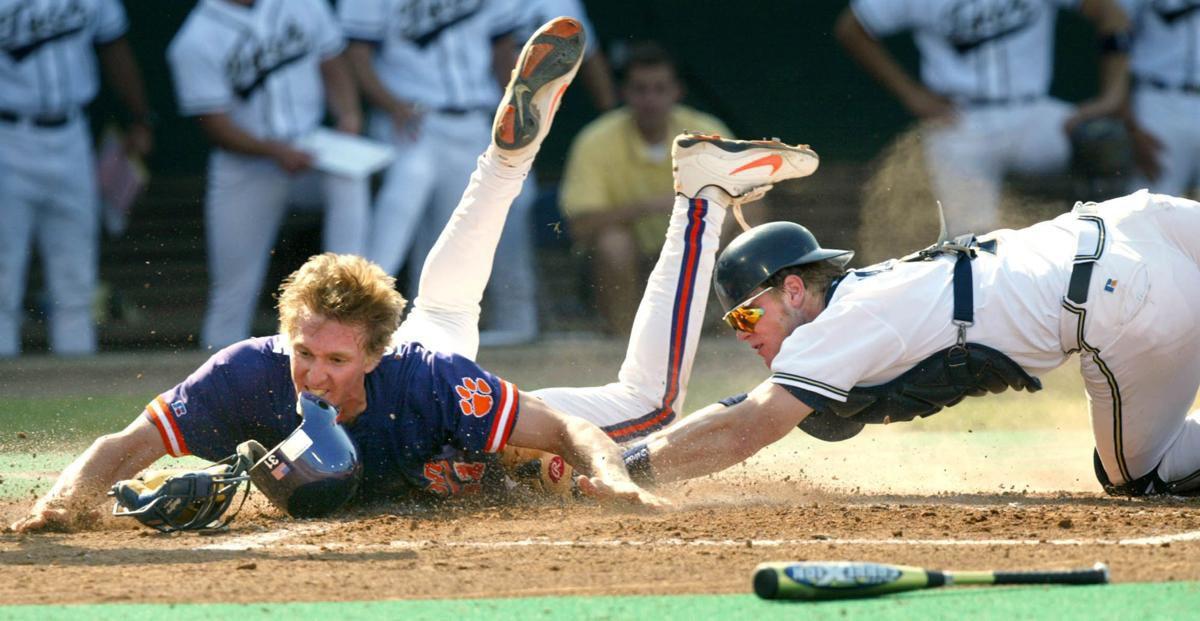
[142,336,519,499]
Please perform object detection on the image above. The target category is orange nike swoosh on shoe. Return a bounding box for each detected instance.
[729,154,782,175]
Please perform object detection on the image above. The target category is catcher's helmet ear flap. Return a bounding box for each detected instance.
[109,454,251,533]
[714,221,853,312]
[244,392,362,518]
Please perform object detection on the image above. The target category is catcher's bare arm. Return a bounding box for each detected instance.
[319,51,362,135]
[11,417,166,533]
[640,381,813,483]
[834,8,955,121]
[507,394,670,509]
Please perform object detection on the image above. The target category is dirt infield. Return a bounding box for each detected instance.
[3,345,1199,605]
[4,478,1200,605]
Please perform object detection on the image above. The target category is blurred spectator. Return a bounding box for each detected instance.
[1120,0,1200,197]
[167,0,368,350]
[559,42,732,336]
[0,0,154,357]
[479,0,619,347]
[339,0,519,304]
[835,0,1131,235]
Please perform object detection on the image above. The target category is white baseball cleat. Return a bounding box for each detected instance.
[491,17,586,165]
[672,133,820,201]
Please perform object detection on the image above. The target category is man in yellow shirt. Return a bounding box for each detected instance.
[560,42,732,335]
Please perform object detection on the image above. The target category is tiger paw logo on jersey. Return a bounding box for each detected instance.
[456,377,494,417]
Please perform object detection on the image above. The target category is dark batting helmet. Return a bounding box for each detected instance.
[240,392,363,518]
[714,221,854,311]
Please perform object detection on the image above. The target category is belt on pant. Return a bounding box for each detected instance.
[1060,213,1107,353]
[1066,214,1106,305]
[0,109,73,128]
[434,106,489,116]
[953,94,1041,107]
[1134,76,1200,95]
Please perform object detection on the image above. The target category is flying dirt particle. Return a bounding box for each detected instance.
[1058,519,1073,529]
[237,562,257,570]
[892,530,903,537]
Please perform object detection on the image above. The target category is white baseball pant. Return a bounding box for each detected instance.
[1128,88,1200,197]
[923,98,1073,236]
[0,115,97,356]
[1063,193,1200,492]
[201,150,369,349]
[398,147,727,441]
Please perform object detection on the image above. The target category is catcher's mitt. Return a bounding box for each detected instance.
[499,446,577,498]
[109,452,251,533]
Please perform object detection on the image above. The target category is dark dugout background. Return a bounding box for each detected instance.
[97,1,1104,178]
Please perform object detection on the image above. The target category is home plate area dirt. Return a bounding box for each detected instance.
[3,478,1199,605]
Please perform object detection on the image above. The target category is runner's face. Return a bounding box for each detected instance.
[289,314,380,417]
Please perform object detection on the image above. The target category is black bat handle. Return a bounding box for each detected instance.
[993,563,1110,585]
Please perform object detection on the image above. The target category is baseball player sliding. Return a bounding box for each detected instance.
[835,0,1132,236]
[13,14,832,530]
[168,0,371,350]
[15,17,667,533]
[614,174,1200,498]
[0,0,154,356]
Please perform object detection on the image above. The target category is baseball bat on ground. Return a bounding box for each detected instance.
[753,561,1109,600]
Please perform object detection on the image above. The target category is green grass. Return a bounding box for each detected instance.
[0,395,150,445]
[2,584,1198,620]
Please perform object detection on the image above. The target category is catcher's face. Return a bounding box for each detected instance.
[289,314,381,421]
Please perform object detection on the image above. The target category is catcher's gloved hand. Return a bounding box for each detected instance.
[499,446,578,498]
[109,452,251,533]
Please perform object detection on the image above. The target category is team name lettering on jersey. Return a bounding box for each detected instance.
[1151,0,1200,25]
[0,0,89,62]
[394,0,484,47]
[456,377,494,417]
[422,459,486,496]
[942,0,1037,54]
[224,18,312,100]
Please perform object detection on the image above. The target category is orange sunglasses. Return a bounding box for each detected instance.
[721,287,775,333]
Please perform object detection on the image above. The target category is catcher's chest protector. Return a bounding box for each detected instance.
[804,236,1041,438]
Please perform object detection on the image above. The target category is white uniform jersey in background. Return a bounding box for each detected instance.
[851,0,1079,101]
[166,0,345,140]
[1121,0,1200,86]
[338,0,521,112]
[0,0,126,114]
[0,0,128,356]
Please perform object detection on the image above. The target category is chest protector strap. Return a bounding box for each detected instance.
[807,235,1042,434]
